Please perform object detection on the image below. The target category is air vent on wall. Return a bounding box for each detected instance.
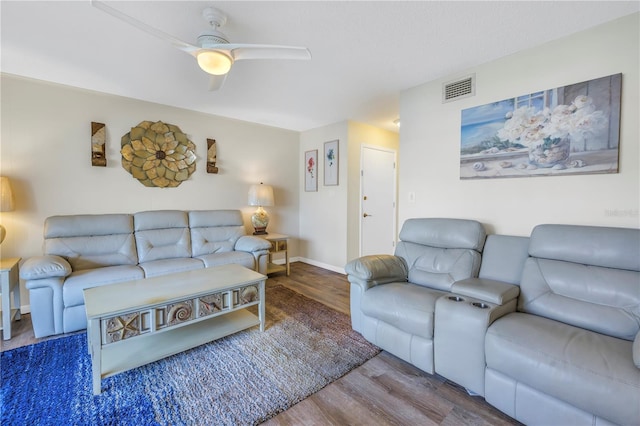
[442,74,475,103]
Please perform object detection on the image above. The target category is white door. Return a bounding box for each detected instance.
[360,145,397,256]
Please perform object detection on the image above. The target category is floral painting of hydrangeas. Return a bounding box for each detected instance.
[460,74,621,179]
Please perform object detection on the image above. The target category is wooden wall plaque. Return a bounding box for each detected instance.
[91,122,106,167]
[207,138,219,174]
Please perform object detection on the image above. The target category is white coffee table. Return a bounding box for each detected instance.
[84,264,266,395]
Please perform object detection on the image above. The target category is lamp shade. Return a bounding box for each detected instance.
[197,50,233,75]
[0,177,15,212]
[248,183,274,207]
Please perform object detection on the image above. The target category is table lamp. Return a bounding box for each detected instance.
[248,182,274,235]
[0,177,15,244]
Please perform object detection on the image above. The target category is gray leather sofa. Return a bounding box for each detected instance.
[20,209,271,338]
[345,218,487,373]
[485,224,640,426]
[346,220,640,426]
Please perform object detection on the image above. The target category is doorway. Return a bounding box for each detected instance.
[360,145,397,256]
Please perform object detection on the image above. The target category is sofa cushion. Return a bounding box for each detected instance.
[529,224,640,271]
[44,214,137,270]
[188,209,243,228]
[193,229,241,254]
[486,312,640,426]
[139,258,204,278]
[134,210,189,232]
[134,210,192,263]
[196,251,255,270]
[392,218,485,292]
[518,256,640,341]
[191,226,245,256]
[45,214,133,239]
[189,210,248,256]
[361,282,446,340]
[63,265,144,308]
[395,242,482,291]
[478,234,529,284]
[135,228,192,263]
[398,218,486,251]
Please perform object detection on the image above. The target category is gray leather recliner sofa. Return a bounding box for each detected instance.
[20,209,271,338]
[347,220,640,426]
[485,224,640,426]
[345,218,487,373]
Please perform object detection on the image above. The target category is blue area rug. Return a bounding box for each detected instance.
[1,285,379,425]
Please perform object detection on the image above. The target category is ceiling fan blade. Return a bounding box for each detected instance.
[220,44,312,61]
[208,74,228,91]
[91,0,198,55]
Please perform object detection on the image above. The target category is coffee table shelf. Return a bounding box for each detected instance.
[101,310,259,379]
[84,264,266,395]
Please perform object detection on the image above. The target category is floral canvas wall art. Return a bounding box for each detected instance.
[460,74,621,179]
[305,149,318,192]
[324,140,339,185]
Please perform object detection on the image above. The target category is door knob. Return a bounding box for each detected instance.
[363,213,372,217]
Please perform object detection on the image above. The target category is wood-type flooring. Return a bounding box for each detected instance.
[2,262,520,425]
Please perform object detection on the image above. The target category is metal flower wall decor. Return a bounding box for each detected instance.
[121,121,196,187]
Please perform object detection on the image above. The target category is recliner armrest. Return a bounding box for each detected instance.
[451,278,520,305]
[20,255,72,281]
[234,235,271,253]
[345,255,408,290]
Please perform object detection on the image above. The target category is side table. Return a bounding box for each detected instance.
[258,233,290,276]
[0,257,21,340]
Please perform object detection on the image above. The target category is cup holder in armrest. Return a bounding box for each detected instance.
[448,296,465,302]
[472,302,489,309]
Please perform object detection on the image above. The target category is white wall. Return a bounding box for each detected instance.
[299,121,349,271]
[0,74,300,308]
[299,120,399,272]
[399,13,639,236]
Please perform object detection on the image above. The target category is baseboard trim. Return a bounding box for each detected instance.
[296,258,345,275]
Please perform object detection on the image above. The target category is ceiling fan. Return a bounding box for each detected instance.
[91,1,312,90]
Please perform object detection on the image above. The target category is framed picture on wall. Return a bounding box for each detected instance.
[459,73,621,179]
[305,149,318,192]
[324,139,339,186]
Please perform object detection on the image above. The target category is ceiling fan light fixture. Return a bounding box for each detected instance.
[197,50,233,75]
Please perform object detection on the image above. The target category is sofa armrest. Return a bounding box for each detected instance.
[234,235,272,253]
[634,330,640,369]
[451,278,520,305]
[345,255,408,290]
[20,255,72,281]
[24,276,66,338]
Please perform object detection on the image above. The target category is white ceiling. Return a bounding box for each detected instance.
[2,1,638,133]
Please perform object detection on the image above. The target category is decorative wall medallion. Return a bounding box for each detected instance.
[91,122,106,167]
[207,138,219,174]
[121,120,197,187]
